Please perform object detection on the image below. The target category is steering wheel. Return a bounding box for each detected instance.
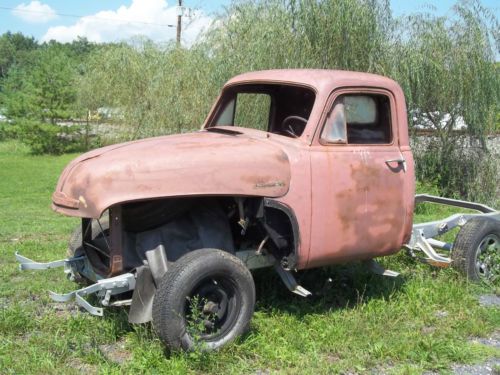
[281,115,308,138]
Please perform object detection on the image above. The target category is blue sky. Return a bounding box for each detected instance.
[0,0,498,44]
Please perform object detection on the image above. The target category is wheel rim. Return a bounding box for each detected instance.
[475,234,499,282]
[184,275,240,342]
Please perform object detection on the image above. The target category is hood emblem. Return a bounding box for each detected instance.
[255,181,285,189]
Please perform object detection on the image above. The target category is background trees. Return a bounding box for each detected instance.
[0,0,498,202]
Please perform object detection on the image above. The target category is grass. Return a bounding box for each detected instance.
[0,140,498,374]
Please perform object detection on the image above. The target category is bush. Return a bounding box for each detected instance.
[0,122,21,141]
[414,137,499,206]
[14,119,89,155]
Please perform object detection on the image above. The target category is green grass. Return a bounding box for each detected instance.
[0,140,498,374]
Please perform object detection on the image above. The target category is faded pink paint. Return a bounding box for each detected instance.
[53,130,291,218]
[52,69,416,270]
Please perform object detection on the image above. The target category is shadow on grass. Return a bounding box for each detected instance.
[252,262,407,317]
[91,261,407,358]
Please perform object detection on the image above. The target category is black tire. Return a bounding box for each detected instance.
[452,217,500,282]
[67,216,109,285]
[152,248,255,352]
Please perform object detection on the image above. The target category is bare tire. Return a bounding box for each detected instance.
[452,217,500,282]
[67,216,109,285]
[152,248,255,352]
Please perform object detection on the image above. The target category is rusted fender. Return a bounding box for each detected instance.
[52,130,291,218]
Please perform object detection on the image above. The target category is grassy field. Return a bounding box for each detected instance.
[0,140,498,374]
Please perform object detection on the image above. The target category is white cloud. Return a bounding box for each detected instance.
[12,1,57,23]
[41,0,212,45]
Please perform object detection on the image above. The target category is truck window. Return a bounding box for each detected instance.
[211,84,315,137]
[321,94,392,144]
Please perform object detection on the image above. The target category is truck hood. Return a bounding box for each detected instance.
[52,130,291,218]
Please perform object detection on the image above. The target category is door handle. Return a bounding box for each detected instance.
[385,158,407,172]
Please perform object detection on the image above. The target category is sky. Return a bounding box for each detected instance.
[0,0,498,45]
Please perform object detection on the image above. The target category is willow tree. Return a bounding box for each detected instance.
[391,1,499,203]
[201,0,393,74]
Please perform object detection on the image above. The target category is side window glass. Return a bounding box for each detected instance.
[321,99,347,143]
[321,94,392,144]
[216,98,235,126]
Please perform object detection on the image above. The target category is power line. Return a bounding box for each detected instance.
[0,5,176,28]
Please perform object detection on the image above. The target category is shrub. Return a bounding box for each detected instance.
[14,119,89,155]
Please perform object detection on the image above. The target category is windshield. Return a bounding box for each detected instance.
[208,84,315,138]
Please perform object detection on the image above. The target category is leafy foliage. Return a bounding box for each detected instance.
[0,0,498,201]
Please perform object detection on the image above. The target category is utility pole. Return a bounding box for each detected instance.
[176,0,182,46]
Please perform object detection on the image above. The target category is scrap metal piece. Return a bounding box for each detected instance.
[426,238,452,252]
[274,262,311,297]
[414,194,497,213]
[411,229,452,265]
[49,273,136,316]
[236,250,275,270]
[144,244,168,286]
[15,252,84,271]
[364,259,400,277]
[128,266,155,324]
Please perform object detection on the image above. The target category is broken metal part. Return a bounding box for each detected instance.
[364,259,400,277]
[144,244,168,286]
[427,239,452,252]
[414,194,497,214]
[49,273,135,316]
[406,195,500,267]
[15,252,84,271]
[236,250,275,270]
[108,299,132,307]
[274,262,311,297]
[109,206,124,276]
[236,198,247,234]
[101,290,112,306]
[128,266,155,324]
[256,235,269,255]
[261,222,288,250]
[238,219,249,235]
[412,229,451,264]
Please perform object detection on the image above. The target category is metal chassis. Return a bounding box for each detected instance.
[406,194,500,266]
[15,194,499,317]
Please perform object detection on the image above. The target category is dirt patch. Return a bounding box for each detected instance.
[99,338,132,365]
[51,302,82,318]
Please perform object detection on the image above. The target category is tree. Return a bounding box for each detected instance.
[2,45,78,122]
[0,32,37,80]
[390,1,499,203]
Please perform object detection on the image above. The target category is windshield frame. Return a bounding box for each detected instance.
[204,81,317,139]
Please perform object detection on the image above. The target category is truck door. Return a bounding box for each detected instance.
[308,89,412,268]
